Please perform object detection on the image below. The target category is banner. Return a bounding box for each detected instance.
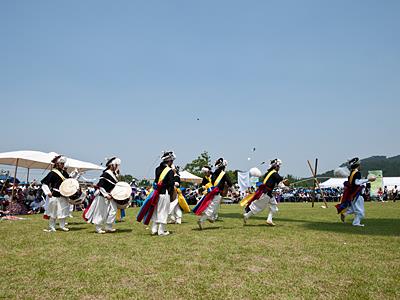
[368,170,383,197]
[250,176,259,189]
[237,171,250,193]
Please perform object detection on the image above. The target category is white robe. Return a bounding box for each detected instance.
[202,194,222,221]
[44,196,70,219]
[345,178,368,225]
[249,193,278,215]
[345,195,365,225]
[151,191,170,224]
[84,195,117,226]
[169,197,183,223]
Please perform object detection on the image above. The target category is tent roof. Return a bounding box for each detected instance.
[48,152,103,172]
[0,150,102,172]
[319,178,346,188]
[320,177,400,188]
[180,170,202,184]
[0,151,53,169]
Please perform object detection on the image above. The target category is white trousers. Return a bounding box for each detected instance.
[200,194,222,222]
[45,196,70,219]
[244,193,278,222]
[44,196,70,230]
[151,191,170,234]
[169,197,183,224]
[345,195,365,225]
[85,195,117,227]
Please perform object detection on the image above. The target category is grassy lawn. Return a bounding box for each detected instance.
[1,202,399,299]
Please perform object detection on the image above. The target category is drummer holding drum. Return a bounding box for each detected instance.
[83,157,131,234]
[41,155,71,232]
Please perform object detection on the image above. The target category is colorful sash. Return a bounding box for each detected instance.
[240,170,277,207]
[335,170,362,214]
[203,176,213,195]
[177,188,191,213]
[193,171,225,215]
[136,167,171,225]
[116,208,126,222]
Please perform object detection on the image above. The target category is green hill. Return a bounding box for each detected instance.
[319,155,400,178]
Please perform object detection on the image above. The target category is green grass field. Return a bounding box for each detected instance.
[1,202,399,299]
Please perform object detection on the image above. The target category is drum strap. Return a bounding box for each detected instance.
[52,169,66,181]
[105,170,119,182]
[263,170,277,184]
[99,177,117,187]
[158,167,172,184]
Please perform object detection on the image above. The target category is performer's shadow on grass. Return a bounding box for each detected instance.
[65,221,87,225]
[218,212,265,220]
[112,228,133,234]
[277,217,400,237]
[191,226,221,231]
[65,226,87,231]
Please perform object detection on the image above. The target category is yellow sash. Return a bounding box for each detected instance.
[147,167,172,194]
[52,169,66,181]
[349,169,357,185]
[176,188,190,213]
[158,167,171,184]
[201,176,213,195]
[201,171,225,196]
[263,169,277,184]
[213,171,225,187]
[240,170,277,207]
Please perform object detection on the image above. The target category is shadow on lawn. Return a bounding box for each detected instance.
[218,212,265,220]
[65,221,87,225]
[277,217,400,237]
[243,224,272,227]
[67,226,87,231]
[191,226,221,231]
[114,228,133,233]
[218,213,399,236]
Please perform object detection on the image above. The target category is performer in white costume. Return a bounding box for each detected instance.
[243,159,289,226]
[83,157,121,234]
[197,158,233,230]
[341,157,375,227]
[150,151,175,236]
[41,155,70,232]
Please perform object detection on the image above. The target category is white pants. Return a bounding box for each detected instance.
[151,192,170,234]
[85,195,117,228]
[169,197,183,224]
[200,194,222,222]
[45,196,70,219]
[44,196,70,230]
[345,195,365,225]
[244,193,278,222]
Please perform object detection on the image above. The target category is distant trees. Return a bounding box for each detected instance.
[184,151,211,177]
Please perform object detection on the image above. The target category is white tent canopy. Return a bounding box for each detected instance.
[48,152,103,172]
[0,151,103,172]
[382,177,400,189]
[0,150,102,198]
[0,150,53,169]
[320,177,400,189]
[180,170,202,184]
[319,178,346,188]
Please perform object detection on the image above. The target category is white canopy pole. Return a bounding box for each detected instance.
[11,158,19,201]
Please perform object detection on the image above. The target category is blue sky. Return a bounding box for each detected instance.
[1,0,399,180]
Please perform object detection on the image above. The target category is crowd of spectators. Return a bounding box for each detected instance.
[1,179,399,216]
